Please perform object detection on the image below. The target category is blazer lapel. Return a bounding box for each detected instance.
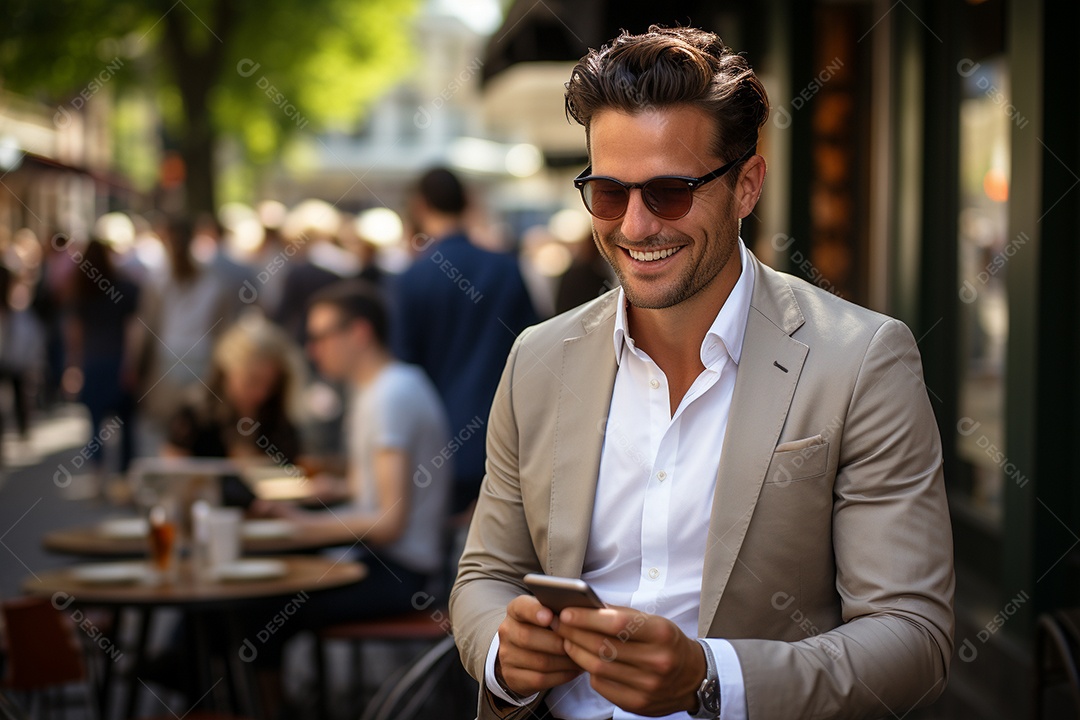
[698,255,808,636]
[548,292,619,577]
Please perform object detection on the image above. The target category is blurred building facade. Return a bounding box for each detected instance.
[1,0,1076,715]
[0,86,138,242]
[268,0,551,239]
[481,0,1079,717]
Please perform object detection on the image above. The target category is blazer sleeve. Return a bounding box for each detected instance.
[728,318,955,719]
[449,327,550,719]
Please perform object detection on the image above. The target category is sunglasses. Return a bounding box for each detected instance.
[573,146,755,221]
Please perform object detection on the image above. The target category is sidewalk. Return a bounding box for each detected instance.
[0,406,445,719]
[0,404,123,602]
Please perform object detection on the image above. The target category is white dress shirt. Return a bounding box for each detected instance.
[485,239,754,720]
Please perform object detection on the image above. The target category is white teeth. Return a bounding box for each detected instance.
[628,246,681,262]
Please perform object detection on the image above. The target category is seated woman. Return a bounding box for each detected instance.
[164,313,306,505]
[166,313,306,462]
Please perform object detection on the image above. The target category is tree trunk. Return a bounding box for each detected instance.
[161,0,235,218]
[180,98,217,219]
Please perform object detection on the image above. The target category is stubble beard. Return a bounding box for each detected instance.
[595,227,736,310]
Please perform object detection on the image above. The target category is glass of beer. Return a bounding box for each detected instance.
[147,503,178,584]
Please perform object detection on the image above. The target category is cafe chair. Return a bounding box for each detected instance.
[0,690,30,720]
[314,608,450,719]
[1034,608,1080,719]
[358,634,475,720]
[314,511,472,719]
[0,595,97,720]
[0,690,28,720]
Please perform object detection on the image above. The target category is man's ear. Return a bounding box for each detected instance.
[735,154,767,220]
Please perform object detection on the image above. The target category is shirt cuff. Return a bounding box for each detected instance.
[702,638,747,720]
[484,632,541,707]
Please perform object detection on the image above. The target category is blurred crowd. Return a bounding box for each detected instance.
[0,166,613,498]
[0,167,623,703]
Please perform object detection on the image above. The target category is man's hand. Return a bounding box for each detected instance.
[247,499,301,519]
[556,606,706,717]
[496,595,584,698]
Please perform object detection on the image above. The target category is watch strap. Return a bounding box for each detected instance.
[691,639,721,719]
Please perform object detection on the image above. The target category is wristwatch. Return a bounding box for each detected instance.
[690,639,722,719]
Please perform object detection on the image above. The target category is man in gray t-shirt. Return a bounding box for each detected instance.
[301,279,452,580]
[344,360,451,575]
[249,280,452,682]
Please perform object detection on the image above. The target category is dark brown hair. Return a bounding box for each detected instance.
[416,166,467,216]
[564,25,769,165]
[308,279,389,346]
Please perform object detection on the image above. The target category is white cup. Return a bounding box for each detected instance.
[205,507,242,575]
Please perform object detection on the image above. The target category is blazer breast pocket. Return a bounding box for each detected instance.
[764,436,830,485]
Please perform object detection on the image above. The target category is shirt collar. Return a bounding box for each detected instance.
[612,237,756,369]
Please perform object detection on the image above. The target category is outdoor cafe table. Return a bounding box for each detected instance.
[23,556,366,719]
[43,518,363,557]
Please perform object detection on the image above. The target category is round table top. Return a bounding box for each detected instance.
[22,556,366,608]
[43,519,361,557]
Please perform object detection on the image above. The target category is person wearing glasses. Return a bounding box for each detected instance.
[450,25,954,720]
[247,280,452,709]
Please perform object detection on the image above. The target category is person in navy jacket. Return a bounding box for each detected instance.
[391,167,539,514]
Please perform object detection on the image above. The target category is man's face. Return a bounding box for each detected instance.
[587,105,747,310]
[306,304,354,380]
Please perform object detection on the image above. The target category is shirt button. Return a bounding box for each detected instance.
[657,470,667,481]
[649,378,660,389]
[648,567,660,580]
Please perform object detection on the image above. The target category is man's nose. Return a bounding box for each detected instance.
[619,189,663,242]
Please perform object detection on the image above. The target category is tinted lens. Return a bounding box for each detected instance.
[641,179,694,219]
[582,179,629,220]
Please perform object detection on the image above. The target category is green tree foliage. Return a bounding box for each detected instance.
[0,0,416,215]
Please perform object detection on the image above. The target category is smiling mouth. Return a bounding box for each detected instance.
[626,246,683,262]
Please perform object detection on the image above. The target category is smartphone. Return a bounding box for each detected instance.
[523,573,606,614]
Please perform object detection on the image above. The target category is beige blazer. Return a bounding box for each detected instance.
[450,251,955,720]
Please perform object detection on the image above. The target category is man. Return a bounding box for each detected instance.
[392,167,538,514]
[254,281,451,655]
[296,280,451,600]
[450,25,954,720]
[158,281,452,710]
